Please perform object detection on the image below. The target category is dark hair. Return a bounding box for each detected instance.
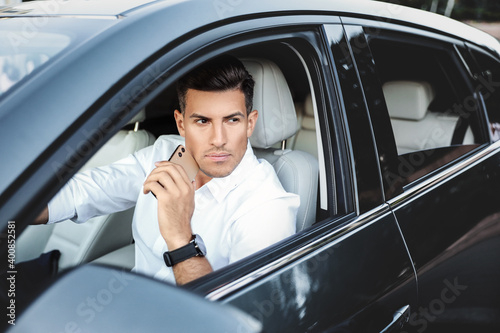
[176,55,255,114]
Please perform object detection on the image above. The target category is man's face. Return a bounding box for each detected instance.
[174,88,258,179]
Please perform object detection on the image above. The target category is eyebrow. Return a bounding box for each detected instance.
[189,112,246,120]
[224,112,245,119]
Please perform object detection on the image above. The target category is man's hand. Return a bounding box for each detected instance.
[143,161,195,247]
[32,206,49,224]
[143,161,212,284]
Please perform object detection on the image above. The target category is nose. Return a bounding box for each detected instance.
[210,122,227,147]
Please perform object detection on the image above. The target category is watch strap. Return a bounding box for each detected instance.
[163,236,204,267]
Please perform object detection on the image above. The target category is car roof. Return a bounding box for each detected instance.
[0,0,156,17]
[2,0,498,55]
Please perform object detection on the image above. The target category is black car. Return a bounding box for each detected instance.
[1,0,500,332]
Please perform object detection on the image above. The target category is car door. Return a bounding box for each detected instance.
[345,19,500,332]
[185,21,418,332]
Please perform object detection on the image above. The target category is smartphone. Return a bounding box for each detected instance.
[168,144,199,181]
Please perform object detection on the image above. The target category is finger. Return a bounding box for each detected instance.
[154,160,171,167]
[143,173,176,195]
[144,166,195,199]
[150,163,192,186]
[145,168,184,190]
[143,180,165,198]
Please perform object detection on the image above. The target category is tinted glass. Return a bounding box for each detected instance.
[368,35,486,187]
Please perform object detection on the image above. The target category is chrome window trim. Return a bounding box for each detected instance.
[206,204,390,301]
[388,141,500,208]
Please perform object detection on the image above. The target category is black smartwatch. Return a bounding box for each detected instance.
[163,234,207,267]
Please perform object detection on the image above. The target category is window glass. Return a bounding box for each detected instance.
[368,36,485,186]
[17,37,335,290]
[0,30,71,96]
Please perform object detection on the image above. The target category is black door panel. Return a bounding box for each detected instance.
[224,210,417,332]
[392,149,500,331]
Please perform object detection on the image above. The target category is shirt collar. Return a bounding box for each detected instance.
[202,140,258,203]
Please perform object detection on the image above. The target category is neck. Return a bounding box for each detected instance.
[194,171,212,190]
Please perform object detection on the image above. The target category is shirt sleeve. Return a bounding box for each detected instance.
[228,195,299,263]
[48,147,152,224]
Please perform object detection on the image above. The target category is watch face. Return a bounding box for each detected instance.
[194,234,207,256]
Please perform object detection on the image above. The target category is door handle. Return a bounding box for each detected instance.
[380,305,410,333]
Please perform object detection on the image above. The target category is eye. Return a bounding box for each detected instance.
[228,117,240,123]
[196,118,208,124]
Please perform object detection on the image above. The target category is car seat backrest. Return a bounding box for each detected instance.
[293,94,318,159]
[16,109,156,270]
[241,58,319,232]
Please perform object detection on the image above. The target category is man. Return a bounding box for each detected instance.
[35,55,299,285]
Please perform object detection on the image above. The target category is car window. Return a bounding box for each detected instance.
[367,33,487,187]
[16,30,345,293]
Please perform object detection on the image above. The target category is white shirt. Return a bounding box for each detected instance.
[48,135,299,283]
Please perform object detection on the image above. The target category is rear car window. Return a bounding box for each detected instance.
[368,36,487,185]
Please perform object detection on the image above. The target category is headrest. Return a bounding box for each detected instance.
[382,81,435,121]
[127,108,146,125]
[241,58,297,148]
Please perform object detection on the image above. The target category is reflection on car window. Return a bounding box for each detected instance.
[0,31,70,96]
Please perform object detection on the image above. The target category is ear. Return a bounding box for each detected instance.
[174,110,186,137]
[246,109,258,138]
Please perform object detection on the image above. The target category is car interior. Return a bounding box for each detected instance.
[370,37,480,153]
[16,41,324,276]
[382,80,474,154]
[16,111,156,270]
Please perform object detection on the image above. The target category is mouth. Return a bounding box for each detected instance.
[205,152,230,162]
